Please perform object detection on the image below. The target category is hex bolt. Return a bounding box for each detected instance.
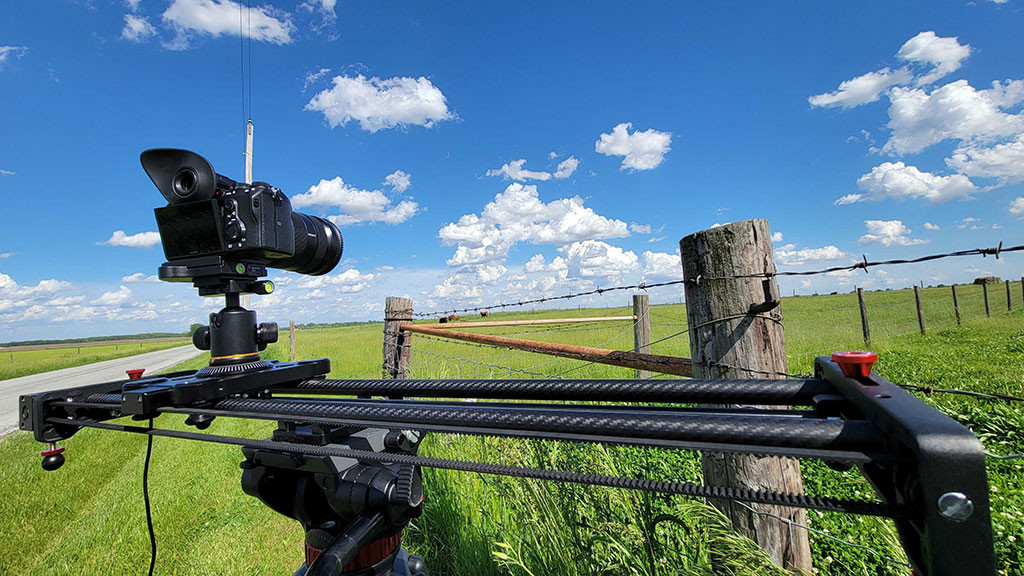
[937,492,974,522]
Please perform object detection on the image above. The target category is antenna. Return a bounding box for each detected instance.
[244,120,254,184]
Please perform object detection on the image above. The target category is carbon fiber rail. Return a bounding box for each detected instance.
[48,417,900,519]
[210,397,883,451]
[282,377,832,405]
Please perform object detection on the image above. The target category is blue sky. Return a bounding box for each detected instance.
[1,0,1022,341]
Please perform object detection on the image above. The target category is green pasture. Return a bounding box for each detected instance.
[0,283,1021,575]
[0,340,190,381]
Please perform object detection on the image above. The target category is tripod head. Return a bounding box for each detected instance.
[160,255,280,377]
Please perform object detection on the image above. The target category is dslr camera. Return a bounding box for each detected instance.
[142,148,342,277]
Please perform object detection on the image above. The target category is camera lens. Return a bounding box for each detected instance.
[274,212,343,276]
[173,167,199,199]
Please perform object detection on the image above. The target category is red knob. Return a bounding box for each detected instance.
[831,351,877,378]
[126,369,146,380]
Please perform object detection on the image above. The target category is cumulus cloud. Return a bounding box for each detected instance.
[884,80,1024,154]
[0,46,28,69]
[774,245,847,266]
[486,159,551,182]
[896,31,971,86]
[808,67,912,109]
[1010,197,1024,218]
[291,177,419,225]
[122,272,159,283]
[858,220,928,247]
[560,240,638,280]
[630,223,652,234]
[553,156,579,179]
[595,123,672,171]
[923,222,940,230]
[438,183,629,267]
[836,161,977,205]
[122,14,157,41]
[162,0,294,49]
[93,285,133,307]
[297,268,377,293]
[305,74,453,132]
[383,170,412,192]
[641,250,680,279]
[771,231,784,243]
[100,230,161,248]
[947,134,1024,184]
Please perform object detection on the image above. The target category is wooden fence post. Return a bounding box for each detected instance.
[1006,280,1012,312]
[857,288,870,346]
[384,297,414,379]
[914,286,925,335]
[679,219,812,572]
[289,321,296,362]
[983,283,990,317]
[952,285,961,326]
[632,294,651,379]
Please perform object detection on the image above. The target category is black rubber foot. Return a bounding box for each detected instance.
[42,452,65,471]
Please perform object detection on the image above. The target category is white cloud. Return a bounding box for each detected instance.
[100,230,162,248]
[438,183,629,266]
[0,169,14,176]
[774,245,847,266]
[0,46,28,69]
[162,0,294,49]
[896,31,971,86]
[630,223,652,234]
[838,161,977,205]
[383,170,412,192]
[122,272,159,283]
[1010,197,1024,217]
[641,250,680,279]
[560,240,638,280]
[595,123,672,171]
[923,222,940,230]
[0,253,11,259]
[486,159,551,182]
[884,80,1024,154]
[302,67,331,92]
[299,0,337,35]
[858,220,928,247]
[957,216,981,229]
[808,67,912,109]
[292,177,419,225]
[93,286,133,307]
[125,0,142,10]
[122,14,157,42]
[548,151,559,160]
[553,156,579,179]
[771,231,784,243]
[947,134,1024,184]
[305,74,453,133]
[298,268,377,293]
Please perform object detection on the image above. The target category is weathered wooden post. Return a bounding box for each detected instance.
[914,286,925,335]
[983,283,991,317]
[1020,277,1023,305]
[857,288,870,346]
[383,297,414,379]
[1006,280,1012,312]
[632,294,652,379]
[952,285,961,326]
[289,321,296,362]
[679,219,812,572]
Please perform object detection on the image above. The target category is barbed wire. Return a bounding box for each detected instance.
[415,243,1021,317]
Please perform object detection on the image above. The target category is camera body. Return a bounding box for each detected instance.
[142,148,342,278]
[154,181,294,262]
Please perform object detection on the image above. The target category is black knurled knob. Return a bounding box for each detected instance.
[257,322,278,345]
[192,325,211,350]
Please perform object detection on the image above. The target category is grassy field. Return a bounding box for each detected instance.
[0,283,1020,575]
[0,340,190,381]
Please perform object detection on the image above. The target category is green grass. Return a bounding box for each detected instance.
[0,284,1021,575]
[0,340,190,381]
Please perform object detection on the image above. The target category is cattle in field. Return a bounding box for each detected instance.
[447,314,461,322]
[438,316,448,323]
[480,311,489,317]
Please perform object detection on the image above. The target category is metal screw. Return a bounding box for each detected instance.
[937,492,974,522]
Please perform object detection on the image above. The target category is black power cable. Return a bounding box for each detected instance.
[143,418,156,576]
